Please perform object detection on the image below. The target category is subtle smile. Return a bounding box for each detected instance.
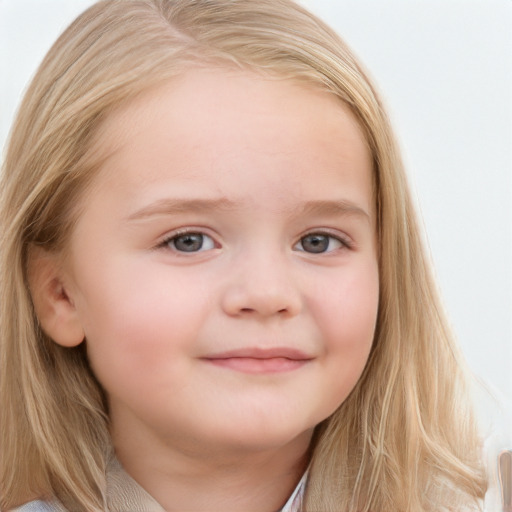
[202,347,314,374]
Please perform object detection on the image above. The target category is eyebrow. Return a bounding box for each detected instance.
[297,199,370,222]
[126,198,370,222]
[127,198,238,220]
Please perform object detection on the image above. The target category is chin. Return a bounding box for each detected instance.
[206,419,316,454]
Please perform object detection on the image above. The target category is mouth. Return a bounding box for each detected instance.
[201,347,313,374]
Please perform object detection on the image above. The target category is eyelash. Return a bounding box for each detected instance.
[293,231,352,254]
[157,229,353,254]
[158,229,218,254]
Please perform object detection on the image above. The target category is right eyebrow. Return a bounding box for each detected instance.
[125,198,239,221]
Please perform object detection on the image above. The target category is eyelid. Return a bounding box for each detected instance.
[153,226,353,253]
[293,229,353,252]
[156,227,221,252]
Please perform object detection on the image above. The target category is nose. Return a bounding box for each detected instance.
[220,252,303,319]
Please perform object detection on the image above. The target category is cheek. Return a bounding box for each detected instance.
[313,262,379,394]
[75,265,209,384]
[319,262,379,341]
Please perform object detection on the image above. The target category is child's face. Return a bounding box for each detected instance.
[61,68,379,455]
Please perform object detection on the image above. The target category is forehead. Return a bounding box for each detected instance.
[83,67,373,215]
[93,67,368,156]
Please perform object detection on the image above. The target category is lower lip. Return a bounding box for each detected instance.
[205,357,309,374]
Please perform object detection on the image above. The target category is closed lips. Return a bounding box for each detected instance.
[202,347,314,373]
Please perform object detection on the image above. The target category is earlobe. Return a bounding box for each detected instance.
[27,245,85,347]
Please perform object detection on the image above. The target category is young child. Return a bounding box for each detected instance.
[0,0,488,510]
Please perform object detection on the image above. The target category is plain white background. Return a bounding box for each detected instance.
[1,0,511,403]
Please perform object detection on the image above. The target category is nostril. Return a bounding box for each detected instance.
[238,306,289,315]
[220,282,302,318]
[240,307,254,313]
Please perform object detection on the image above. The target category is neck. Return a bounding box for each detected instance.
[111,425,312,512]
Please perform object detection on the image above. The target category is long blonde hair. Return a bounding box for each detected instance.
[0,1,486,510]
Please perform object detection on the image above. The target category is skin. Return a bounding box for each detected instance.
[38,68,379,511]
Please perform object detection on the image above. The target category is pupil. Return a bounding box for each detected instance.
[302,234,328,253]
[175,234,203,252]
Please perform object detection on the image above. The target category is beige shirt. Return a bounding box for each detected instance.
[14,456,306,512]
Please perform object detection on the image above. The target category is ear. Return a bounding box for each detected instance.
[27,245,85,347]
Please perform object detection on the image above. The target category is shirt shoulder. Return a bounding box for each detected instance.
[471,379,512,512]
[11,500,67,512]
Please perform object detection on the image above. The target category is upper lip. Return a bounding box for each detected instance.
[202,347,313,360]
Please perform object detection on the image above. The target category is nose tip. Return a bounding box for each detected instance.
[221,273,302,319]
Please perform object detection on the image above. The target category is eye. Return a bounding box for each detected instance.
[164,232,216,253]
[294,233,347,254]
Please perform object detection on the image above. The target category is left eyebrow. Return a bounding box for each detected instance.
[295,200,371,223]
